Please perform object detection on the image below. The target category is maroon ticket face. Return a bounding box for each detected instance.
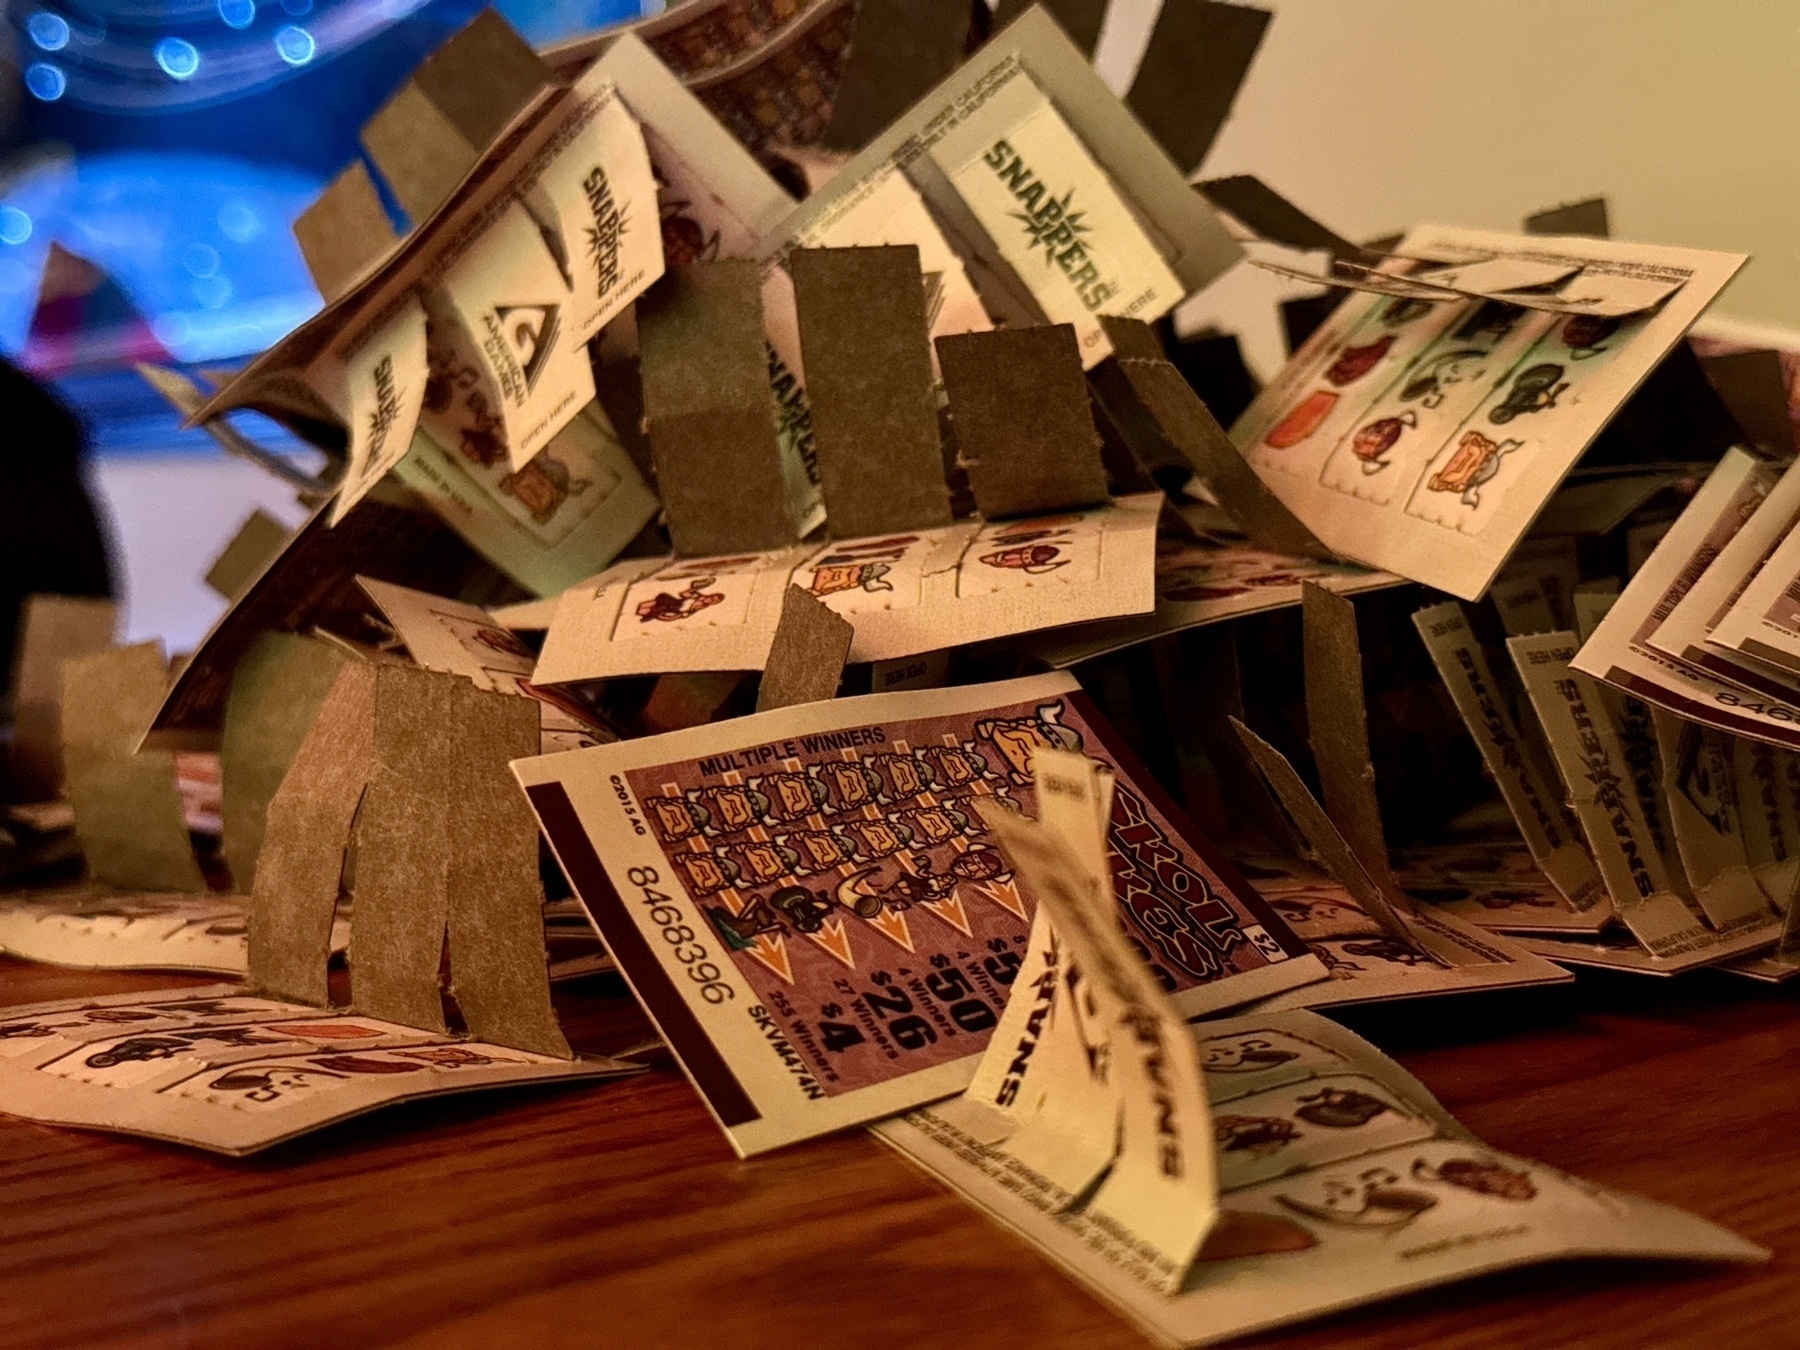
[518,673,1318,1156]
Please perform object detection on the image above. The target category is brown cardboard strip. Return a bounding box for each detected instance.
[791,245,951,538]
[292,161,399,304]
[1126,0,1272,175]
[220,633,351,894]
[1229,717,1413,943]
[936,324,1108,519]
[637,260,800,555]
[444,678,570,1057]
[1524,197,1610,238]
[1196,175,1361,258]
[1700,349,1796,456]
[204,510,294,603]
[61,643,207,893]
[1301,583,1399,899]
[1094,317,1331,557]
[247,660,375,1005]
[360,8,551,225]
[820,0,976,152]
[756,587,854,713]
[9,594,116,801]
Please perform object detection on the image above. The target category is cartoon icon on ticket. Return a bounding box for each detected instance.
[636,578,727,623]
[975,701,1085,785]
[1347,411,1416,473]
[1294,1086,1393,1128]
[1426,431,1521,507]
[1489,362,1567,423]
[809,560,893,597]
[1275,1168,1437,1230]
[502,450,592,523]
[1263,389,1339,449]
[978,543,1068,574]
[1216,1113,1302,1157]
[1412,1155,1538,1201]
[1324,335,1395,386]
[1561,313,1621,359]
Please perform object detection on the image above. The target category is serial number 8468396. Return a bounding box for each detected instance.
[628,865,735,1004]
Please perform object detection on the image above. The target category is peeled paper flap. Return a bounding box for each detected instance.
[1653,707,1775,929]
[360,8,552,225]
[1125,1,1271,176]
[821,0,976,153]
[755,587,853,713]
[1229,717,1414,944]
[791,245,953,538]
[330,294,430,524]
[974,767,1218,1289]
[1302,583,1397,897]
[936,324,1108,519]
[637,260,799,556]
[293,161,399,304]
[1197,174,1361,259]
[9,593,117,802]
[61,642,208,894]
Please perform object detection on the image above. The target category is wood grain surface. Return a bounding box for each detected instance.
[0,958,1793,1350]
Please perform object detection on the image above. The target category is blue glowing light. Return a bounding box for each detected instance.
[154,37,201,80]
[183,242,220,278]
[273,24,314,65]
[279,0,312,16]
[24,62,66,100]
[217,200,263,243]
[0,209,31,246]
[218,0,256,29]
[27,12,70,51]
[192,274,234,309]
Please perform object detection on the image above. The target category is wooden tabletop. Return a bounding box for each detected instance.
[0,958,1793,1350]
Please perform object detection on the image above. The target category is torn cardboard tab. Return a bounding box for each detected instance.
[1524,197,1610,238]
[1301,583,1397,899]
[205,511,293,603]
[1229,717,1413,945]
[638,260,799,555]
[937,324,1107,518]
[292,160,399,305]
[1126,0,1271,176]
[248,660,376,1006]
[249,662,569,1055]
[360,7,552,224]
[9,594,116,801]
[791,245,952,537]
[62,643,208,893]
[1094,317,1331,558]
[756,586,854,712]
[1197,175,1361,258]
[220,632,351,894]
[821,0,976,152]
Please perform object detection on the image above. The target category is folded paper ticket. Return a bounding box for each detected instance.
[514,672,1322,1155]
[0,986,637,1155]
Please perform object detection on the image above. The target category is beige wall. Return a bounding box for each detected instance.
[1171,0,1800,374]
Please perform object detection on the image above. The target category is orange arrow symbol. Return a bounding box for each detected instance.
[806,917,857,970]
[746,933,794,983]
[974,878,1029,921]
[921,893,972,936]
[864,906,916,952]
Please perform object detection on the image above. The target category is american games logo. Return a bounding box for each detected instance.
[983,138,1119,312]
[582,164,627,300]
[482,303,561,405]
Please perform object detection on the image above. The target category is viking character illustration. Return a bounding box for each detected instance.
[757,771,826,823]
[1216,1113,1303,1156]
[1275,1167,1437,1230]
[1294,1087,1393,1128]
[1348,411,1416,472]
[808,561,893,598]
[840,818,913,858]
[866,751,934,802]
[901,803,974,846]
[811,761,882,812]
[502,451,592,523]
[728,840,800,886]
[674,851,739,896]
[978,543,1067,574]
[917,744,992,789]
[976,702,1085,785]
[643,794,708,842]
[636,578,727,624]
[1413,1155,1537,1200]
[782,829,854,873]
[693,784,768,835]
